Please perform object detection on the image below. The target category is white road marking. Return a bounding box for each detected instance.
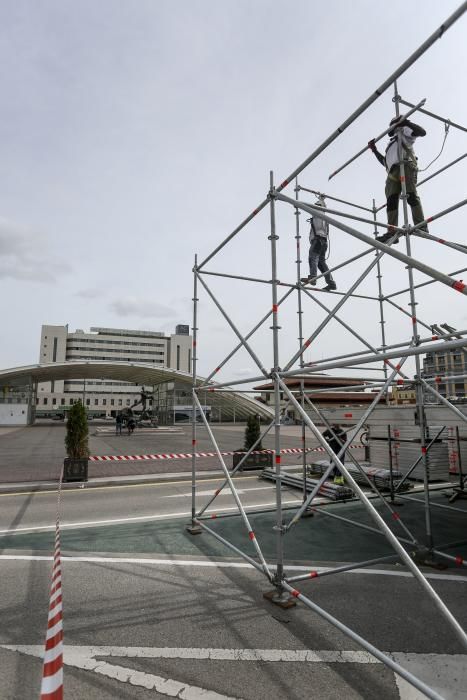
[0,554,466,582]
[165,486,274,498]
[2,645,466,699]
[1,645,241,699]
[0,499,301,535]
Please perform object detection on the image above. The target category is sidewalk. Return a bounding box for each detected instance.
[0,423,344,491]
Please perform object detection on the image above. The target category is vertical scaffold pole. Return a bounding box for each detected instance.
[269,172,289,602]
[393,81,434,553]
[373,198,388,388]
[295,179,308,502]
[187,254,202,535]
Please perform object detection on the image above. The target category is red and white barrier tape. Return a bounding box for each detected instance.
[89,444,362,462]
[40,470,64,700]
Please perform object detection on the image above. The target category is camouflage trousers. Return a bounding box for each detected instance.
[385,163,426,230]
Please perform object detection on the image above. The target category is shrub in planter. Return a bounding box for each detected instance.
[233,414,272,470]
[244,414,262,452]
[64,401,89,482]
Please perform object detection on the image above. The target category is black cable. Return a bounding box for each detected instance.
[418,122,450,172]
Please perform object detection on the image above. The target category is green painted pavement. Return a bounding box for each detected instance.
[1,495,465,566]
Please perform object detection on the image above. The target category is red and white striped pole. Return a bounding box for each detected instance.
[40,470,64,699]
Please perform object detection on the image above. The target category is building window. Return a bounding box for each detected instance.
[70,398,74,405]
[86,399,90,406]
[102,399,107,406]
[111,399,115,406]
[43,398,48,405]
[52,398,57,405]
[94,399,98,405]
[53,337,58,362]
[61,398,65,406]
[36,398,39,405]
[176,345,180,371]
[118,399,123,406]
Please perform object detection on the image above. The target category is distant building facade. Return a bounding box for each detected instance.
[390,386,417,405]
[422,347,466,403]
[254,374,384,422]
[37,324,192,416]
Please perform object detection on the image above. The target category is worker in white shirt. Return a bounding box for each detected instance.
[300,195,337,291]
[369,116,427,244]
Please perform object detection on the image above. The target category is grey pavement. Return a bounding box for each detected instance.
[0,422,365,486]
[1,550,466,699]
[1,426,465,699]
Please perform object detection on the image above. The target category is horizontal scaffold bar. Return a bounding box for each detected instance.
[275,193,467,296]
[197,3,466,271]
[399,97,467,133]
[285,337,467,376]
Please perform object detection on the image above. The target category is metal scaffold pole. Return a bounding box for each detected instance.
[372,198,388,385]
[295,179,308,503]
[392,80,435,555]
[267,172,291,604]
[190,6,467,695]
[187,254,202,535]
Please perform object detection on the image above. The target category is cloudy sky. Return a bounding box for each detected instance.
[1,0,466,384]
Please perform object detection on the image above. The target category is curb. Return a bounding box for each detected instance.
[0,469,249,494]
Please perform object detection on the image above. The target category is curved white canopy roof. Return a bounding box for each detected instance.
[0,361,273,420]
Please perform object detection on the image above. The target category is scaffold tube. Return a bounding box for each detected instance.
[280,581,445,700]
[197,2,467,271]
[275,193,467,297]
[278,377,467,649]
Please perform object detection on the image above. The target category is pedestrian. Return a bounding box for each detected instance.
[115,412,123,435]
[369,116,427,244]
[300,195,336,291]
[127,416,136,435]
[322,423,347,485]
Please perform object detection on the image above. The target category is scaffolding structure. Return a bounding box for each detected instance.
[187,4,467,698]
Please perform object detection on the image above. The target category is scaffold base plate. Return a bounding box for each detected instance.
[412,550,448,570]
[448,489,467,503]
[185,524,203,536]
[263,589,297,609]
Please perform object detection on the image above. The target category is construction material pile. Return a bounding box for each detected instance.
[308,460,408,492]
[261,467,353,501]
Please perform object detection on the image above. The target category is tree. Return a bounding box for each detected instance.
[65,401,89,459]
[244,414,262,451]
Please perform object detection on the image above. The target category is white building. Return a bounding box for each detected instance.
[37,324,192,416]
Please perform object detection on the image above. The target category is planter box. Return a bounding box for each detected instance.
[63,457,88,482]
[232,451,273,471]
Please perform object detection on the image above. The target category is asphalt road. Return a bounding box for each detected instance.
[0,476,466,699]
[0,474,299,534]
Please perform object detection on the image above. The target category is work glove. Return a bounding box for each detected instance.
[368,139,377,152]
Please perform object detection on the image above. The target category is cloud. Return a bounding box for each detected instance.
[0,219,71,282]
[109,297,175,319]
[231,367,256,378]
[75,287,104,299]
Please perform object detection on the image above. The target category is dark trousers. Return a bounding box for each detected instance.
[309,238,334,284]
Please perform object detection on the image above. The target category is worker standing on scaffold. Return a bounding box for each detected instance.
[368,116,427,244]
[300,195,337,291]
[322,423,346,485]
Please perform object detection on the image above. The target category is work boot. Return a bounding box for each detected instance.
[323,281,337,291]
[376,231,399,244]
[300,276,316,285]
[333,476,344,486]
